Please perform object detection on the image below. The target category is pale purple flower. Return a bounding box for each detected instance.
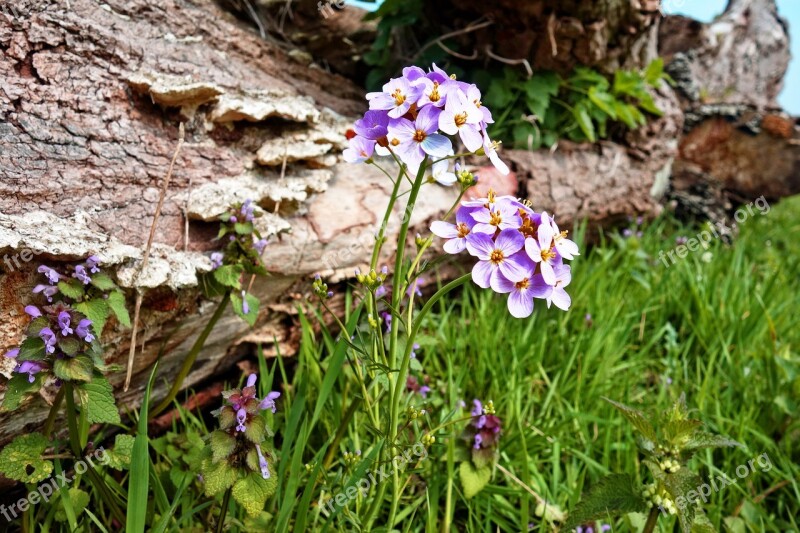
[343,135,376,163]
[74,265,91,285]
[4,348,20,359]
[480,128,510,175]
[354,110,390,140]
[236,407,248,432]
[466,230,528,289]
[524,213,559,285]
[25,306,42,318]
[57,311,73,336]
[33,284,58,302]
[438,89,483,152]
[429,157,456,186]
[17,360,45,383]
[254,238,268,255]
[419,385,431,398]
[246,373,257,388]
[255,444,270,479]
[381,311,392,332]
[491,256,550,319]
[76,319,95,342]
[86,255,101,274]
[430,206,478,254]
[259,391,281,413]
[240,199,256,222]
[37,265,60,285]
[548,217,580,260]
[39,327,57,354]
[406,276,427,298]
[471,400,486,429]
[473,433,483,449]
[471,199,523,235]
[241,290,250,315]
[230,215,238,223]
[536,264,572,311]
[210,252,223,270]
[375,285,388,299]
[402,65,427,82]
[464,84,493,125]
[414,77,450,108]
[387,105,452,172]
[366,77,422,118]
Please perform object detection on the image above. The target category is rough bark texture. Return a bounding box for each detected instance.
[0,0,796,471]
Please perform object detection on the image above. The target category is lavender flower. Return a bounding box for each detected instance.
[86,255,101,274]
[210,252,224,270]
[430,206,478,254]
[438,89,484,152]
[37,265,60,285]
[57,311,73,336]
[4,348,20,359]
[492,259,550,319]
[241,290,250,315]
[16,360,45,383]
[354,110,390,140]
[76,319,95,342]
[343,136,376,164]
[471,198,523,235]
[366,76,422,118]
[39,327,57,355]
[466,230,529,289]
[259,391,281,413]
[240,199,256,222]
[74,265,91,285]
[255,444,271,479]
[387,105,452,172]
[24,305,42,318]
[524,213,560,286]
[429,157,457,186]
[254,238,268,255]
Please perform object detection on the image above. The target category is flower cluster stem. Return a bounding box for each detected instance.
[643,507,660,533]
[150,291,231,417]
[216,487,233,533]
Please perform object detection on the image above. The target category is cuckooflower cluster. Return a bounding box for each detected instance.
[431,190,579,318]
[344,64,509,179]
[211,374,281,480]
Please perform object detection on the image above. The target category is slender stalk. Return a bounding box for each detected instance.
[216,487,233,533]
[43,387,65,439]
[643,507,660,533]
[150,291,231,417]
[370,164,404,270]
[64,383,125,523]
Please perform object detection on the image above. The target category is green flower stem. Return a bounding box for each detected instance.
[43,387,65,439]
[64,383,125,524]
[150,291,231,417]
[369,163,404,270]
[643,506,660,533]
[216,486,232,533]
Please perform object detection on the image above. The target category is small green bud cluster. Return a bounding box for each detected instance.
[355,267,387,291]
[343,450,361,466]
[407,406,427,420]
[657,444,681,456]
[457,168,476,189]
[421,433,436,447]
[312,275,333,300]
[642,483,677,515]
[415,233,433,250]
[483,400,496,415]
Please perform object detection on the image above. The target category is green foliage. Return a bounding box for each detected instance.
[232,472,277,517]
[54,488,90,523]
[459,461,492,499]
[0,372,43,411]
[563,474,647,529]
[0,432,53,483]
[75,376,121,424]
[105,434,136,470]
[483,59,673,149]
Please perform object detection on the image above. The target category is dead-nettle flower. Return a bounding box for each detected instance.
[208,199,269,273]
[344,64,510,181]
[431,192,580,318]
[467,399,502,452]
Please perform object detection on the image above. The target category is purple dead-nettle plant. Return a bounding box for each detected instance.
[307,64,578,527]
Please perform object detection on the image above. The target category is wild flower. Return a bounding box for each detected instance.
[431,191,579,318]
[345,64,509,176]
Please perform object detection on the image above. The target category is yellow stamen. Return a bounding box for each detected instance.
[413,130,427,143]
[392,89,406,106]
[489,211,502,226]
[490,250,504,265]
[454,112,468,127]
[390,138,400,146]
[456,222,470,238]
[541,249,556,262]
[515,278,530,290]
[519,217,537,239]
[429,82,441,102]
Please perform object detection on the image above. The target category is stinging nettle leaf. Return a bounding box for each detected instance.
[603,397,659,444]
[564,474,648,530]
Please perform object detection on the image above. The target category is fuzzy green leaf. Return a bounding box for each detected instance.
[604,398,659,444]
[663,468,704,532]
[0,432,53,483]
[1,373,43,411]
[89,273,117,291]
[58,280,86,300]
[214,264,243,290]
[105,434,136,470]
[459,461,491,499]
[231,291,259,327]
[209,431,236,463]
[564,474,647,530]
[74,299,110,337]
[75,377,120,424]
[683,431,743,451]
[57,336,82,356]
[18,336,47,360]
[201,455,238,497]
[232,471,277,517]
[107,290,131,327]
[234,222,254,235]
[53,356,94,382]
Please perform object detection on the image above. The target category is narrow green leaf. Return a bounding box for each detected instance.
[573,103,597,142]
[127,362,158,533]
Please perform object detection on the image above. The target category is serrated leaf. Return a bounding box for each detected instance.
[57,336,82,356]
[664,418,703,444]
[105,434,136,470]
[645,58,665,86]
[663,468,704,532]
[692,512,717,533]
[54,487,90,522]
[485,79,514,109]
[0,432,53,482]
[75,377,120,424]
[201,456,238,497]
[107,290,131,327]
[233,471,277,517]
[74,299,110,337]
[459,461,491,499]
[573,103,596,142]
[209,431,236,463]
[53,356,94,382]
[26,316,50,337]
[0,373,43,411]
[58,280,86,300]
[684,431,743,451]
[588,86,618,118]
[18,336,46,360]
[214,265,243,290]
[564,474,648,530]
[525,72,560,98]
[234,222,253,235]
[89,273,117,291]
[604,398,659,444]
